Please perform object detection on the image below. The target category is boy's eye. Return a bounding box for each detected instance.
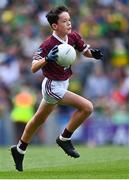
[63,19,71,23]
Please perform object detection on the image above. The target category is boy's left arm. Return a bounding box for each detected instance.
[72,31,103,60]
[83,49,103,60]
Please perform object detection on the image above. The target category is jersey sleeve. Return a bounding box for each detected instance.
[32,44,47,64]
[32,47,43,62]
[73,32,90,53]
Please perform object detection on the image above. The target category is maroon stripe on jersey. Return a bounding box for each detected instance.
[45,79,61,100]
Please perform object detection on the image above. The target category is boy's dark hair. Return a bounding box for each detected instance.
[46,6,68,26]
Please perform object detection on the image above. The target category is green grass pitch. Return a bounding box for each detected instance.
[0,145,129,179]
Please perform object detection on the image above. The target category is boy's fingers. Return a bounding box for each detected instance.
[54,55,58,60]
[52,45,58,51]
[52,49,58,54]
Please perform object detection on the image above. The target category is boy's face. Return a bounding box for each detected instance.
[52,12,72,35]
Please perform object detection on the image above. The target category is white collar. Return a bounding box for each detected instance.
[52,32,68,44]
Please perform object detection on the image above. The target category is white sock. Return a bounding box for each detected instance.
[16,144,26,155]
[59,135,71,141]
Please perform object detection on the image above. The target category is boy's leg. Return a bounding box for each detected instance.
[56,91,93,158]
[11,99,56,171]
[21,99,56,143]
[59,91,93,132]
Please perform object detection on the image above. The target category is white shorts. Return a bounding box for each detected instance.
[42,77,69,104]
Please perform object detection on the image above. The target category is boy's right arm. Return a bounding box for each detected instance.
[31,45,58,73]
[31,58,46,73]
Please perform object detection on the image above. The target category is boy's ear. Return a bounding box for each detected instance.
[51,23,58,30]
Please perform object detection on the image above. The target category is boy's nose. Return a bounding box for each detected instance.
[67,23,71,26]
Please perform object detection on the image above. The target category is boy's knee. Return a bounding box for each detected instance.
[83,101,93,115]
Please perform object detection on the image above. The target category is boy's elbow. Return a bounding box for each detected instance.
[31,66,36,73]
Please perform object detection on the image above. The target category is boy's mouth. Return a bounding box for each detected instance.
[68,27,72,31]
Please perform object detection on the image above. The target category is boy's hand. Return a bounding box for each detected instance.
[90,49,103,60]
[45,45,58,62]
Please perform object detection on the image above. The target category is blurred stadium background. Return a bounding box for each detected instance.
[0,0,129,147]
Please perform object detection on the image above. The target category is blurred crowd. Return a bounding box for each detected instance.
[0,0,129,146]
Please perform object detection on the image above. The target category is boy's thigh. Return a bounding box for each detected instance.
[36,99,56,117]
[58,91,92,109]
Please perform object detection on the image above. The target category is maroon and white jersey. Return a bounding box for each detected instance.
[32,31,90,81]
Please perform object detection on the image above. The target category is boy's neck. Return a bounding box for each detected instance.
[53,31,68,42]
